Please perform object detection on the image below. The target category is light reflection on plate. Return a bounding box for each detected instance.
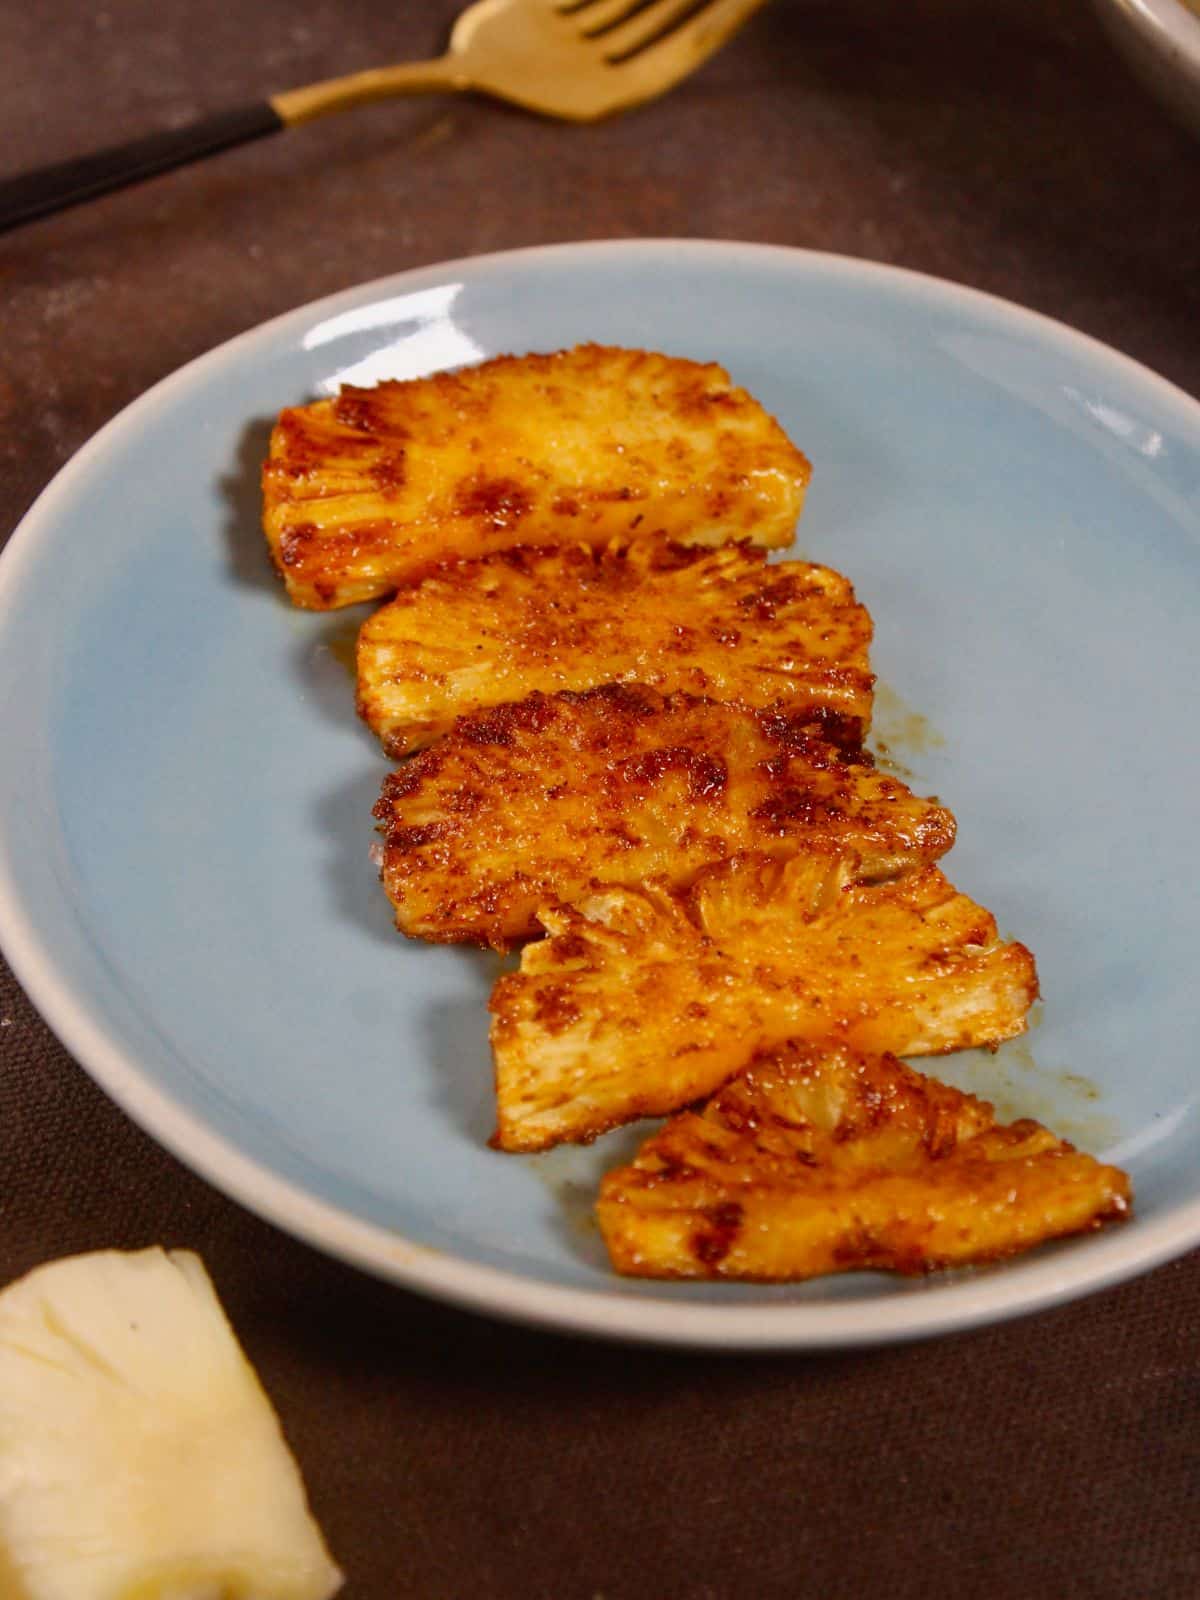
[1,241,1198,1348]
[304,283,487,392]
[1094,0,1200,138]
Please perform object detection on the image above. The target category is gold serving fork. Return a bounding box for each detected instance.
[0,0,770,233]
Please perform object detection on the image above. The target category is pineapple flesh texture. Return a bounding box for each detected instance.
[0,1248,342,1600]
[597,1040,1131,1280]
[373,685,954,949]
[262,345,811,609]
[356,541,873,758]
[490,850,1039,1151]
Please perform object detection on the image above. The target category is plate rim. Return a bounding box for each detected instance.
[2,237,1199,1350]
[1103,0,1200,64]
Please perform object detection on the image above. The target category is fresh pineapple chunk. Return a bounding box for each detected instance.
[356,540,873,757]
[597,1040,1131,1279]
[262,346,811,609]
[490,850,1039,1151]
[373,685,954,949]
[0,1248,342,1600]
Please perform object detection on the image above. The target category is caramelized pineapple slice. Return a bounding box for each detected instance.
[263,346,811,609]
[597,1041,1130,1280]
[357,541,873,757]
[374,686,954,948]
[490,851,1038,1151]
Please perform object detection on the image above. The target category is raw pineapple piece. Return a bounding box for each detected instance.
[373,685,954,948]
[356,540,873,757]
[0,1248,342,1600]
[490,850,1038,1151]
[597,1040,1131,1279]
[262,345,811,609]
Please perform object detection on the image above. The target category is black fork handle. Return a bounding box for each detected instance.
[0,101,285,234]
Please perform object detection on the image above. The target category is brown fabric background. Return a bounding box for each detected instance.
[2,2,1198,1595]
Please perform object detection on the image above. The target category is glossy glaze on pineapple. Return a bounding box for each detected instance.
[356,540,873,756]
[263,345,811,609]
[490,849,1039,1150]
[373,685,954,948]
[597,1040,1129,1279]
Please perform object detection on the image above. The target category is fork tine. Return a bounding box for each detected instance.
[563,0,657,34]
[587,0,710,57]
[603,0,769,73]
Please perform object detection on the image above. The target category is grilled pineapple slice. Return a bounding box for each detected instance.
[0,1248,342,1600]
[357,540,873,757]
[374,685,954,948]
[263,345,811,609]
[597,1041,1130,1280]
[490,850,1038,1151]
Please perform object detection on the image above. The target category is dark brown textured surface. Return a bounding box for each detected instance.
[1,1,1198,1595]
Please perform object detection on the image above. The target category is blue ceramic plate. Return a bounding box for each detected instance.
[2,242,1198,1348]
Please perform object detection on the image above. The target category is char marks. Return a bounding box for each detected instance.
[356,540,873,758]
[372,687,954,949]
[489,851,1039,1151]
[262,345,811,610]
[598,1041,1130,1280]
